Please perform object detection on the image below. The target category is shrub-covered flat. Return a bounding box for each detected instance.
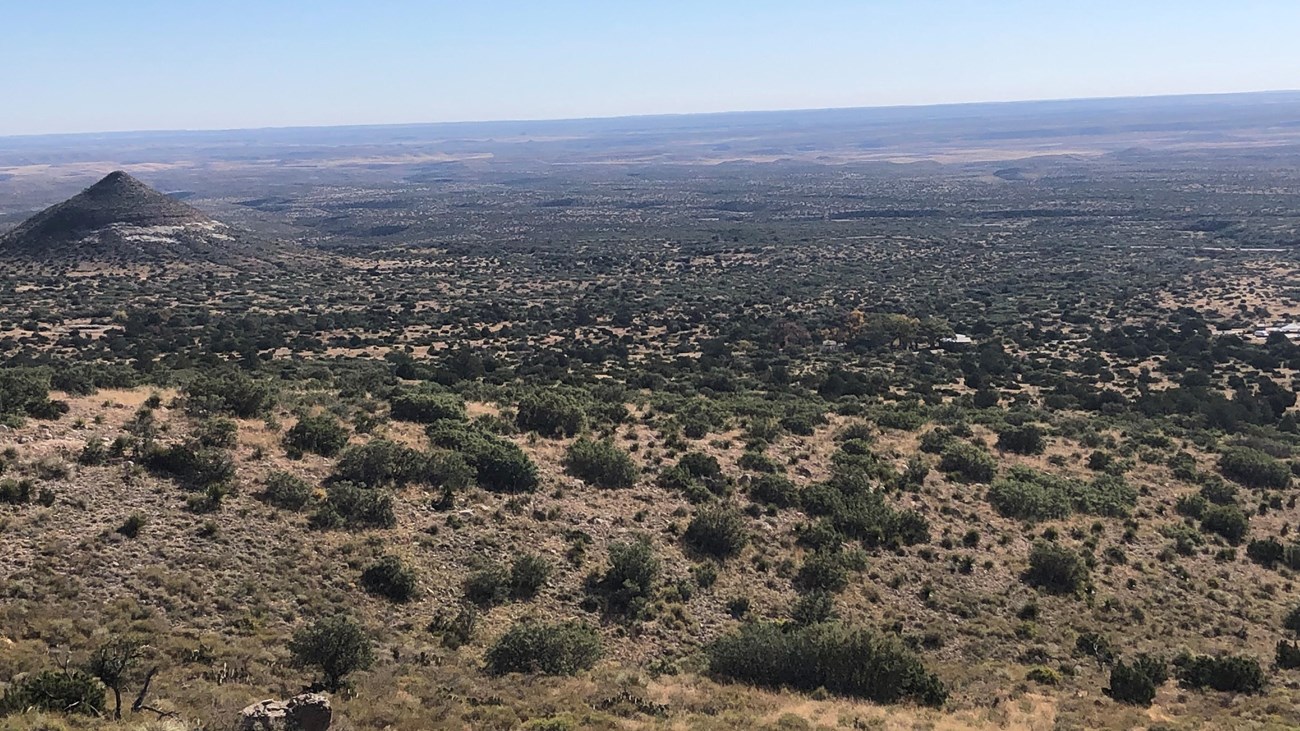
[4,103,1300,729]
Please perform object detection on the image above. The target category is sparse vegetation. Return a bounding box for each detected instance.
[6,98,1300,729]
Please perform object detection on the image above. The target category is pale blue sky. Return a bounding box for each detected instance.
[4,0,1299,136]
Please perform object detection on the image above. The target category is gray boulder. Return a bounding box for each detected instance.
[238,693,331,731]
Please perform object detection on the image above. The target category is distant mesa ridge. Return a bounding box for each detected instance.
[0,170,266,264]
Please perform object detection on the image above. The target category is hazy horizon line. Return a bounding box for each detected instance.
[5,87,1299,142]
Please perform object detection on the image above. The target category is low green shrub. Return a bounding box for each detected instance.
[1107,655,1167,706]
[996,423,1046,455]
[738,450,780,473]
[791,591,836,625]
[116,513,146,538]
[331,439,425,488]
[799,481,928,548]
[390,390,466,424]
[78,437,109,465]
[143,442,234,489]
[428,604,477,649]
[939,442,996,483]
[589,538,658,616]
[289,615,374,692]
[464,563,510,607]
[195,417,238,449]
[263,471,315,511]
[0,368,64,422]
[285,413,349,457]
[0,478,32,505]
[1173,652,1265,694]
[1277,640,1300,669]
[706,621,946,706]
[424,450,476,491]
[1200,504,1249,545]
[749,473,799,508]
[564,438,637,488]
[310,482,395,530]
[0,669,104,716]
[472,438,540,493]
[658,451,729,502]
[1199,478,1238,505]
[509,554,553,599]
[360,555,418,602]
[1027,666,1060,686]
[684,504,749,558]
[1246,538,1284,567]
[1075,632,1116,666]
[428,422,539,492]
[986,472,1071,522]
[794,550,852,593]
[1219,447,1291,489]
[1024,541,1089,595]
[515,390,587,437]
[1072,474,1138,517]
[919,428,953,454]
[484,620,602,676]
[185,370,274,418]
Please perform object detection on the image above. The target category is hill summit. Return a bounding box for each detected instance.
[0,171,261,264]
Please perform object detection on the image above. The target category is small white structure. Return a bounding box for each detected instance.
[1253,322,1300,339]
[941,334,974,345]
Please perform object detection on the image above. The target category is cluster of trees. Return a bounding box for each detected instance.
[799,443,929,549]
[659,452,731,503]
[1101,648,1267,705]
[1175,483,1251,546]
[585,538,659,618]
[987,467,1136,522]
[462,554,553,607]
[1218,447,1291,489]
[185,370,274,418]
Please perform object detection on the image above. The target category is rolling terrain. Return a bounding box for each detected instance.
[2,92,1300,730]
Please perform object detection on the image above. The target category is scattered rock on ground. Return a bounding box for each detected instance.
[238,693,332,731]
